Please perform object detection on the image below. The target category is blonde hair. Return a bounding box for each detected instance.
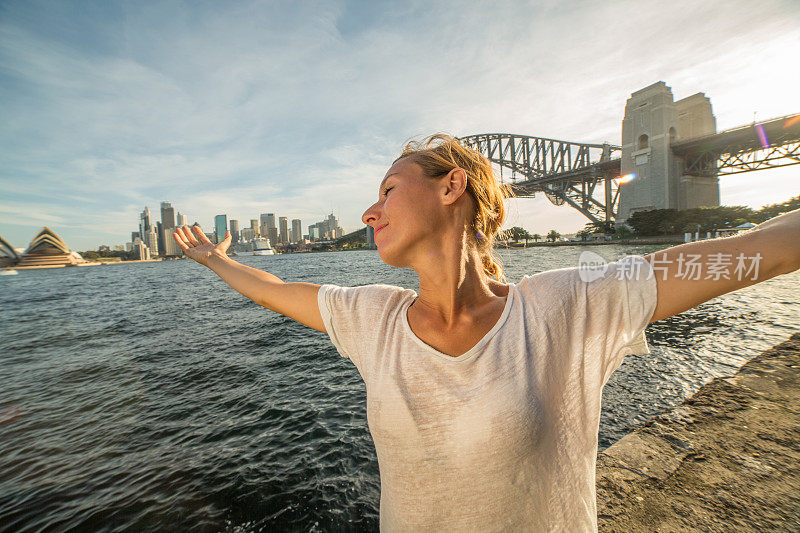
[396,134,514,282]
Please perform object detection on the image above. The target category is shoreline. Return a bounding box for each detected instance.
[597,332,800,531]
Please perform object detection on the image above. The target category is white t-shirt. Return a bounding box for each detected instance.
[317,254,657,532]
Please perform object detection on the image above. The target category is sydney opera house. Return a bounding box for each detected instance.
[1,227,88,269]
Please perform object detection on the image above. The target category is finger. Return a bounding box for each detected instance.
[194,225,212,245]
[181,225,199,246]
[172,230,189,251]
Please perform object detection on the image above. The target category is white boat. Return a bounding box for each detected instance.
[252,237,276,255]
[0,269,18,275]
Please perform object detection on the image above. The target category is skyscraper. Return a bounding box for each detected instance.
[250,219,259,236]
[278,217,288,244]
[268,227,278,245]
[160,202,175,229]
[156,221,165,256]
[259,213,270,238]
[176,212,188,227]
[229,219,240,244]
[139,207,152,239]
[291,219,302,243]
[144,227,159,256]
[214,214,228,244]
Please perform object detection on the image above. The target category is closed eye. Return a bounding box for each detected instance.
[381,186,393,197]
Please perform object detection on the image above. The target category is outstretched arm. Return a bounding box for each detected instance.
[643,208,800,324]
[173,225,325,332]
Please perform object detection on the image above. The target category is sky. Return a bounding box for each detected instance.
[1,0,798,250]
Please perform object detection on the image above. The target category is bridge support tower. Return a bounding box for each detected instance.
[617,82,720,224]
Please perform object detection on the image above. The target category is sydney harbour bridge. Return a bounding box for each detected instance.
[458,82,800,226]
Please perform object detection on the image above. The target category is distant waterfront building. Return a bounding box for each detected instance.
[309,213,344,241]
[144,227,159,256]
[0,235,19,267]
[241,227,256,242]
[131,231,140,243]
[133,240,150,260]
[16,227,88,268]
[139,207,153,239]
[176,212,188,227]
[366,225,375,248]
[160,202,175,229]
[156,221,165,256]
[291,219,302,243]
[125,242,133,252]
[229,219,240,244]
[214,214,228,244]
[278,217,288,244]
[250,219,259,236]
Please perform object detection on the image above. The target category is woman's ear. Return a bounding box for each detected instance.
[441,168,468,206]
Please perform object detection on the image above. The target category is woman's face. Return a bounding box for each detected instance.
[361,158,444,268]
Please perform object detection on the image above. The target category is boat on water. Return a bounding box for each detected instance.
[252,237,276,255]
[0,269,18,275]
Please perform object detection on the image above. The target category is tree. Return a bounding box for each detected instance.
[584,220,615,234]
[546,230,561,242]
[501,226,532,246]
[576,230,591,241]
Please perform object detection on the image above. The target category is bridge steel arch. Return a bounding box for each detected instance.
[458,133,623,224]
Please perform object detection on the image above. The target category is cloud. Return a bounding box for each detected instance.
[0,0,798,249]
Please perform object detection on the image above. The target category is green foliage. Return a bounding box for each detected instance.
[546,229,561,242]
[583,220,614,234]
[504,226,531,241]
[624,195,800,236]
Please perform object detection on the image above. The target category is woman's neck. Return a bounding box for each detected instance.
[413,233,505,325]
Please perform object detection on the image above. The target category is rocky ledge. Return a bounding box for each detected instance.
[597,332,800,532]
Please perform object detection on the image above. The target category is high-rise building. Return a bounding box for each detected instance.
[268,227,278,245]
[229,220,240,244]
[144,227,159,256]
[278,217,288,244]
[309,213,344,241]
[366,225,375,248]
[259,213,270,237]
[241,228,256,242]
[250,219,259,236]
[139,207,152,239]
[131,231,140,242]
[156,221,165,255]
[160,202,175,229]
[133,241,150,260]
[176,212,188,227]
[291,219,302,243]
[214,214,228,244]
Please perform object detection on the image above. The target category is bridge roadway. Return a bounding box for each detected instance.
[459,112,800,224]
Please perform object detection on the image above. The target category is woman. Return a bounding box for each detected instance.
[173,135,799,531]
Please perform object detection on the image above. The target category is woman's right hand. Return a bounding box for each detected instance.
[173,225,231,267]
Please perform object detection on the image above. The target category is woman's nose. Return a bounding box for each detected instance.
[362,202,380,225]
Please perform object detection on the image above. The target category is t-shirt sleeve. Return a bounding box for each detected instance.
[580,254,658,380]
[520,253,658,385]
[317,283,407,381]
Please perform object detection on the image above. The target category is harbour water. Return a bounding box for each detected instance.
[1,246,798,531]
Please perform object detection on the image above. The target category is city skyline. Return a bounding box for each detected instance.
[121,199,344,257]
[2,0,799,250]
